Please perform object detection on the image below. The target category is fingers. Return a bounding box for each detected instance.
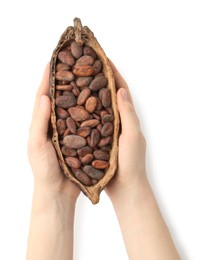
[32,63,50,122]
[109,60,133,103]
[117,88,140,135]
[29,95,51,146]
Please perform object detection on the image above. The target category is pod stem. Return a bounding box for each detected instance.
[73,17,83,45]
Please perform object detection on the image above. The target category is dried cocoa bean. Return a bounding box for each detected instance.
[56,85,73,91]
[56,92,76,109]
[73,65,94,77]
[83,165,104,180]
[101,114,114,123]
[89,76,108,91]
[73,169,92,186]
[68,106,89,121]
[57,119,66,135]
[77,146,93,157]
[83,46,97,59]
[85,96,97,113]
[65,157,81,168]
[76,77,93,88]
[56,63,70,71]
[101,122,114,137]
[63,128,71,137]
[81,153,94,164]
[99,88,111,108]
[98,136,112,147]
[92,160,109,169]
[63,135,87,149]
[80,119,100,128]
[90,129,100,147]
[76,127,91,137]
[61,147,77,156]
[66,117,77,134]
[93,150,110,161]
[55,70,75,82]
[58,51,75,66]
[71,41,83,59]
[77,87,91,105]
[56,107,69,119]
[76,55,94,66]
[92,60,102,76]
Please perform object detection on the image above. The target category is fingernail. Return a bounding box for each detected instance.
[120,88,128,100]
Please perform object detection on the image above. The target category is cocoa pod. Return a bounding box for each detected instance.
[50,18,119,204]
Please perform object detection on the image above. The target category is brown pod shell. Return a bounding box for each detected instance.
[50,18,119,204]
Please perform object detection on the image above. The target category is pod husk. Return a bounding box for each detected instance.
[50,18,119,204]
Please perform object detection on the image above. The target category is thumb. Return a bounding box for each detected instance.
[30,95,51,145]
[117,88,140,135]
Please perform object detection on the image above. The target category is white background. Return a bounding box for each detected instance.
[0,0,198,259]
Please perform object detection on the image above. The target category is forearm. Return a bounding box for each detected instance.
[111,177,181,260]
[26,190,76,260]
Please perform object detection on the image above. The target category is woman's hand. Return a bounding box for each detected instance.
[106,62,147,203]
[28,63,80,201]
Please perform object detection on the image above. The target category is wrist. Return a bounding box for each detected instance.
[31,188,77,216]
[110,174,152,210]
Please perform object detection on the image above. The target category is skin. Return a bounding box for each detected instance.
[26,62,181,260]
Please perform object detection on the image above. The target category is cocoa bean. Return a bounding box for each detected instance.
[63,128,71,137]
[71,41,83,59]
[63,135,87,149]
[56,107,69,119]
[76,127,91,137]
[90,129,100,147]
[105,107,113,115]
[61,147,77,156]
[85,96,97,113]
[72,85,80,97]
[56,119,66,135]
[55,90,61,98]
[98,136,112,147]
[93,113,100,120]
[92,60,102,76]
[68,106,90,121]
[101,145,112,151]
[80,119,100,128]
[73,169,93,186]
[76,77,93,88]
[56,70,75,82]
[95,97,102,110]
[66,117,77,134]
[56,63,70,71]
[58,51,75,66]
[76,55,94,66]
[55,92,76,108]
[102,114,114,123]
[73,65,94,77]
[77,146,93,157]
[83,165,104,180]
[93,150,109,161]
[96,123,103,132]
[99,88,111,108]
[77,87,91,105]
[73,169,92,186]
[83,46,97,59]
[56,85,73,91]
[89,76,108,91]
[81,153,94,164]
[101,122,113,137]
[65,157,81,168]
[92,160,109,169]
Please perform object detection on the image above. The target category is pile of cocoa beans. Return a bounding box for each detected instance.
[55,41,114,186]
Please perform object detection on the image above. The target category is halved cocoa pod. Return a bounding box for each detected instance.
[50,18,119,204]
